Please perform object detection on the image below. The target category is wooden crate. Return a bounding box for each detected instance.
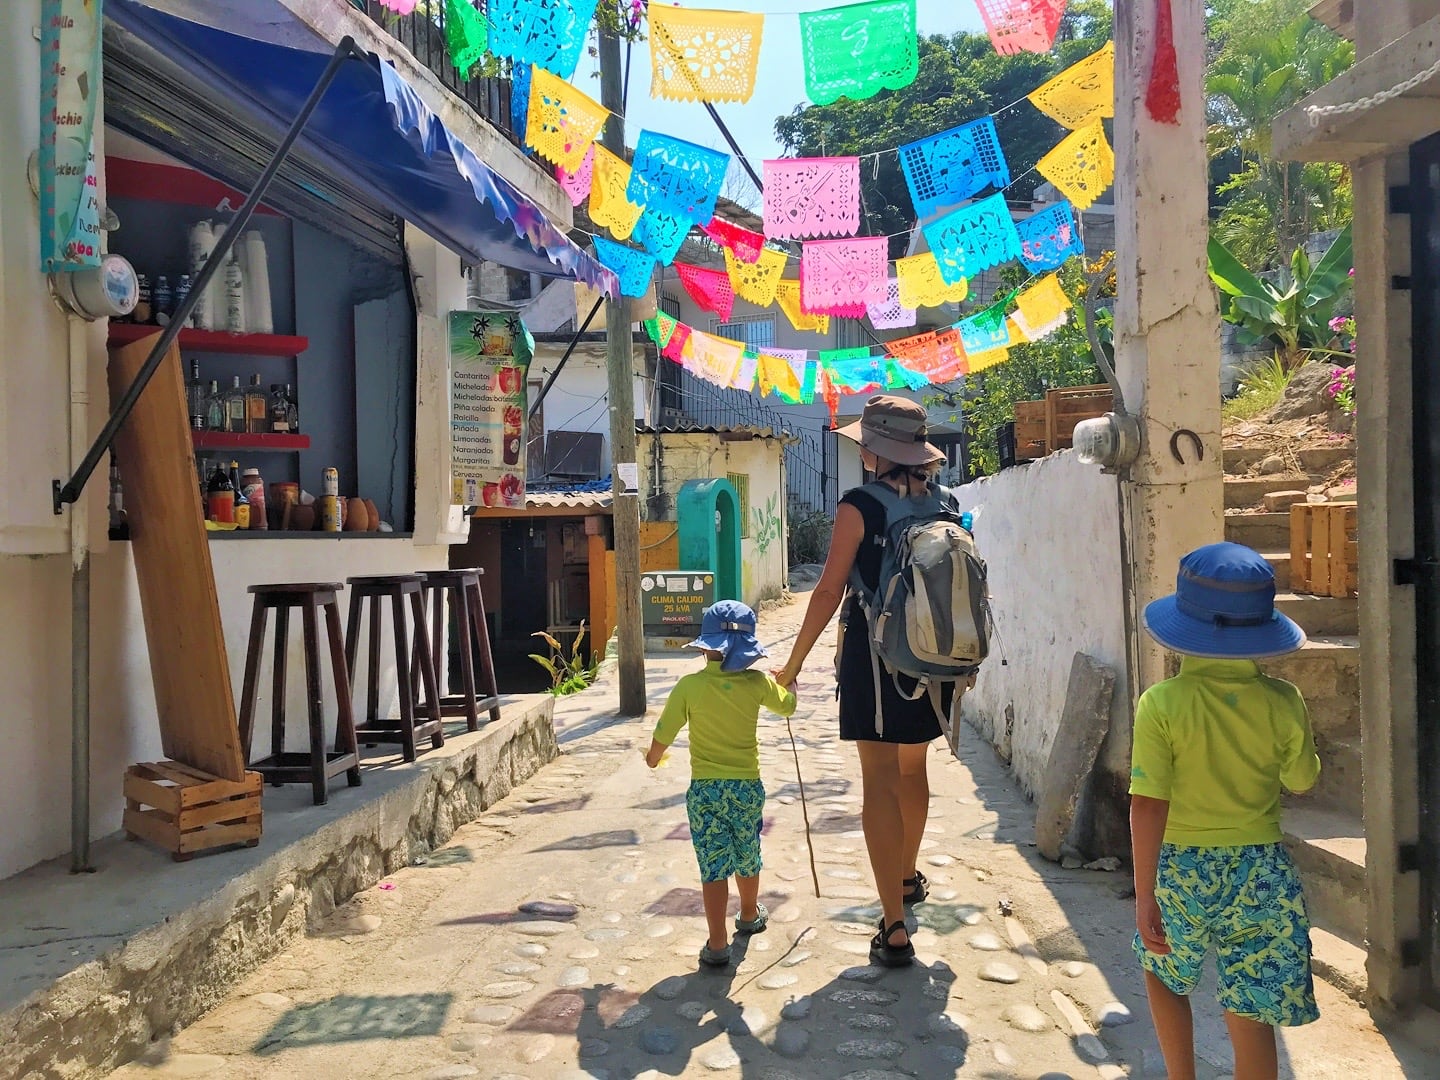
[1013,400,1047,460]
[1046,385,1114,451]
[123,761,262,861]
[1290,504,1358,598]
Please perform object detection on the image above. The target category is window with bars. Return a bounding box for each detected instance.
[728,471,752,538]
[713,314,776,352]
[833,319,870,349]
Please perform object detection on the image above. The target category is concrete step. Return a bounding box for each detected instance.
[1261,550,1293,590]
[1224,445,1354,474]
[1225,511,1291,550]
[1223,475,1313,511]
[1311,926,1368,1004]
[1283,803,1366,947]
[1263,637,1361,736]
[1275,591,1359,636]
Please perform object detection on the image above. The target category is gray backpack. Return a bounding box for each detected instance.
[848,482,991,737]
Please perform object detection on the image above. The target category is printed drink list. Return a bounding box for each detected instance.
[450,310,532,508]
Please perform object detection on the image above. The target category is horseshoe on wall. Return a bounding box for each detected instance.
[1169,429,1204,465]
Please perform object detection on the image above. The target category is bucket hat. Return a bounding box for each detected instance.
[685,599,768,672]
[1144,543,1306,660]
[833,395,945,468]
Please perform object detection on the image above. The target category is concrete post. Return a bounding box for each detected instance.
[1113,2,1223,705]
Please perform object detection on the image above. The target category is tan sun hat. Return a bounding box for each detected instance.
[833,395,945,468]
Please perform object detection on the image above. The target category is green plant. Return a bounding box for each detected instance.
[530,623,600,696]
[1222,355,1294,423]
[787,497,832,566]
[1208,225,1353,371]
[1327,366,1355,417]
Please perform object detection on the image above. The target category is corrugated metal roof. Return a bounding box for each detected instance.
[526,490,613,510]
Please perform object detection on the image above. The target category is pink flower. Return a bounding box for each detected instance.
[1348,268,1355,277]
[1329,316,1347,332]
[380,0,418,13]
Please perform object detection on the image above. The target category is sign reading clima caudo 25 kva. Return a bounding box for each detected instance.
[450,310,532,508]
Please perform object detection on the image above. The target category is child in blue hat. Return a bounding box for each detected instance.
[1131,543,1322,1079]
[644,600,797,968]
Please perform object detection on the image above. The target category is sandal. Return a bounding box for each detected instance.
[735,901,769,935]
[869,918,915,968]
[699,943,731,968]
[902,871,929,905]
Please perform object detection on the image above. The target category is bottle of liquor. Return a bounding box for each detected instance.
[268,383,290,433]
[244,375,267,434]
[230,460,250,529]
[206,464,235,523]
[284,382,299,433]
[153,275,173,327]
[186,360,206,430]
[225,375,247,434]
[108,455,129,541]
[205,379,226,431]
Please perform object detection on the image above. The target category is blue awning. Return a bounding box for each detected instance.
[108,0,615,295]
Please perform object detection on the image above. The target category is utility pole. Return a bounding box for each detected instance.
[598,23,646,716]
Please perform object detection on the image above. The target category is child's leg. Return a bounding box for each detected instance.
[735,872,760,923]
[1224,1011,1278,1080]
[701,879,731,952]
[1143,970,1197,1080]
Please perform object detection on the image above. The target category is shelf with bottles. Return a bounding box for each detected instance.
[187,363,303,449]
[192,432,310,451]
[108,323,309,357]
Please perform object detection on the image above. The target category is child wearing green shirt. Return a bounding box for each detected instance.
[1132,543,1323,1080]
[644,600,797,968]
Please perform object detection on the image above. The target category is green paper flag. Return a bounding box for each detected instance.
[800,0,920,106]
[446,0,489,80]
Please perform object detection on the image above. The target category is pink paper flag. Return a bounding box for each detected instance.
[675,262,736,321]
[801,237,888,316]
[557,147,594,207]
[764,157,862,240]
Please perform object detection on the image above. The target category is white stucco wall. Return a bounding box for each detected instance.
[953,451,1130,848]
[530,343,646,476]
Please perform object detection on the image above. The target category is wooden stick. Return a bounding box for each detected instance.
[784,712,821,900]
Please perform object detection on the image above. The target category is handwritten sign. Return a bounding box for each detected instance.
[641,571,715,634]
[39,0,103,272]
[449,310,533,507]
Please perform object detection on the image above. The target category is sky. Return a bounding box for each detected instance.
[574,1,987,204]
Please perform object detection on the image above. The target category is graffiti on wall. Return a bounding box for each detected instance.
[751,493,782,561]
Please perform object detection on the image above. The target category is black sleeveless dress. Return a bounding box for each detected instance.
[836,487,951,744]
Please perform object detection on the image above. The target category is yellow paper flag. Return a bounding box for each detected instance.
[1036,120,1115,211]
[724,246,788,307]
[758,351,805,400]
[1014,273,1072,340]
[650,6,766,104]
[1028,42,1115,130]
[966,345,1009,373]
[525,66,609,173]
[895,252,969,310]
[590,146,645,241]
[1006,316,1030,345]
[775,279,829,334]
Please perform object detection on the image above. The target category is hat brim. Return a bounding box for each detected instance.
[684,633,768,672]
[1143,595,1307,660]
[834,419,945,467]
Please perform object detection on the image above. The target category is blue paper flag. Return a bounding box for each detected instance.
[899,118,1011,221]
[958,309,1012,355]
[820,349,886,390]
[1017,201,1085,273]
[487,0,599,81]
[634,207,692,266]
[510,62,532,147]
[627,131,730,224]
[593,237,657,299]
[922,192,1023,287]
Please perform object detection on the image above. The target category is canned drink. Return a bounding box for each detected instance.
[322,466,338,497]
[319,494,341,532]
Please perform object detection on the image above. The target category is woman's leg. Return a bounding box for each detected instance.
[856,740,908,942]
[897,742,931,885]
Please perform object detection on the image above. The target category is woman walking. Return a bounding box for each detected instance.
[774,395,964,967]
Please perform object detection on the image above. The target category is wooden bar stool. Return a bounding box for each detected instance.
[412,568,501,731]
[345,574,444,762]
[237,583,360,806]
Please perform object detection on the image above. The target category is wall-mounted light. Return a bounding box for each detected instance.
[1073,412,1142,474]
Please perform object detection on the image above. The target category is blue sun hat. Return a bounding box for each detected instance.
[685,599,768,672]
[1144,543,1306,660]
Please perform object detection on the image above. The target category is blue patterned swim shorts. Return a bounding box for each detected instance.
[686,779,765,884]
[1134,842,1319,1027]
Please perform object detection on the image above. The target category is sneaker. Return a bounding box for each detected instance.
[735,902,769,935]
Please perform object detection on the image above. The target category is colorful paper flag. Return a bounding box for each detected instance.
[649,6,765,104]
[676,262,736,321]
[758,349,807,402]
[776,280,830,334]
[628,131,730,224]
[1017,201,1084,273]
[966,344,1009,372]
[644,311,680,350]
[895,252,970,309]
[973,0,1068,56]
[899,118,1010,221]
[1028,41,1115,130]
[444,0,489,79]
[590,147,645,241]
[763,157,861,241]
[1036,120,1115,211]
[511,62,532,145]
[922,192,1022,287]
[685,330,746,388]
[1014,273,1072,340]
[634,207,693,265]
[800,0,920,105]
[732,350,760,391]
[724,246,788,307]
[867,279,917,330]
[525,67,609,173]
[557,147,594,207]
[801,237,889,315]
[488,0,599,80]
[704,218,767,263]
[593,237,656,299]
[957,291,1017,355]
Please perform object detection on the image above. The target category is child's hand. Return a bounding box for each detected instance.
[1136,894,1169,955]
[643,741,668,769]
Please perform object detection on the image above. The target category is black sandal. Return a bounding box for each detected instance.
[870,918,916,968]
[902,870,929,905]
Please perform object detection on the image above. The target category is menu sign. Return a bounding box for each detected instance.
[39,0,104,272]
[641,571,715,635]
[450,310,533,507]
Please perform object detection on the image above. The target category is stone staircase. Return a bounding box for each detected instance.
[1223,450,1367,998]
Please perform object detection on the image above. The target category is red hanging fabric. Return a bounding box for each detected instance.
[1146,0,1181,125]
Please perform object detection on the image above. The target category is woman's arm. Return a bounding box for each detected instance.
[774,502,865,686]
